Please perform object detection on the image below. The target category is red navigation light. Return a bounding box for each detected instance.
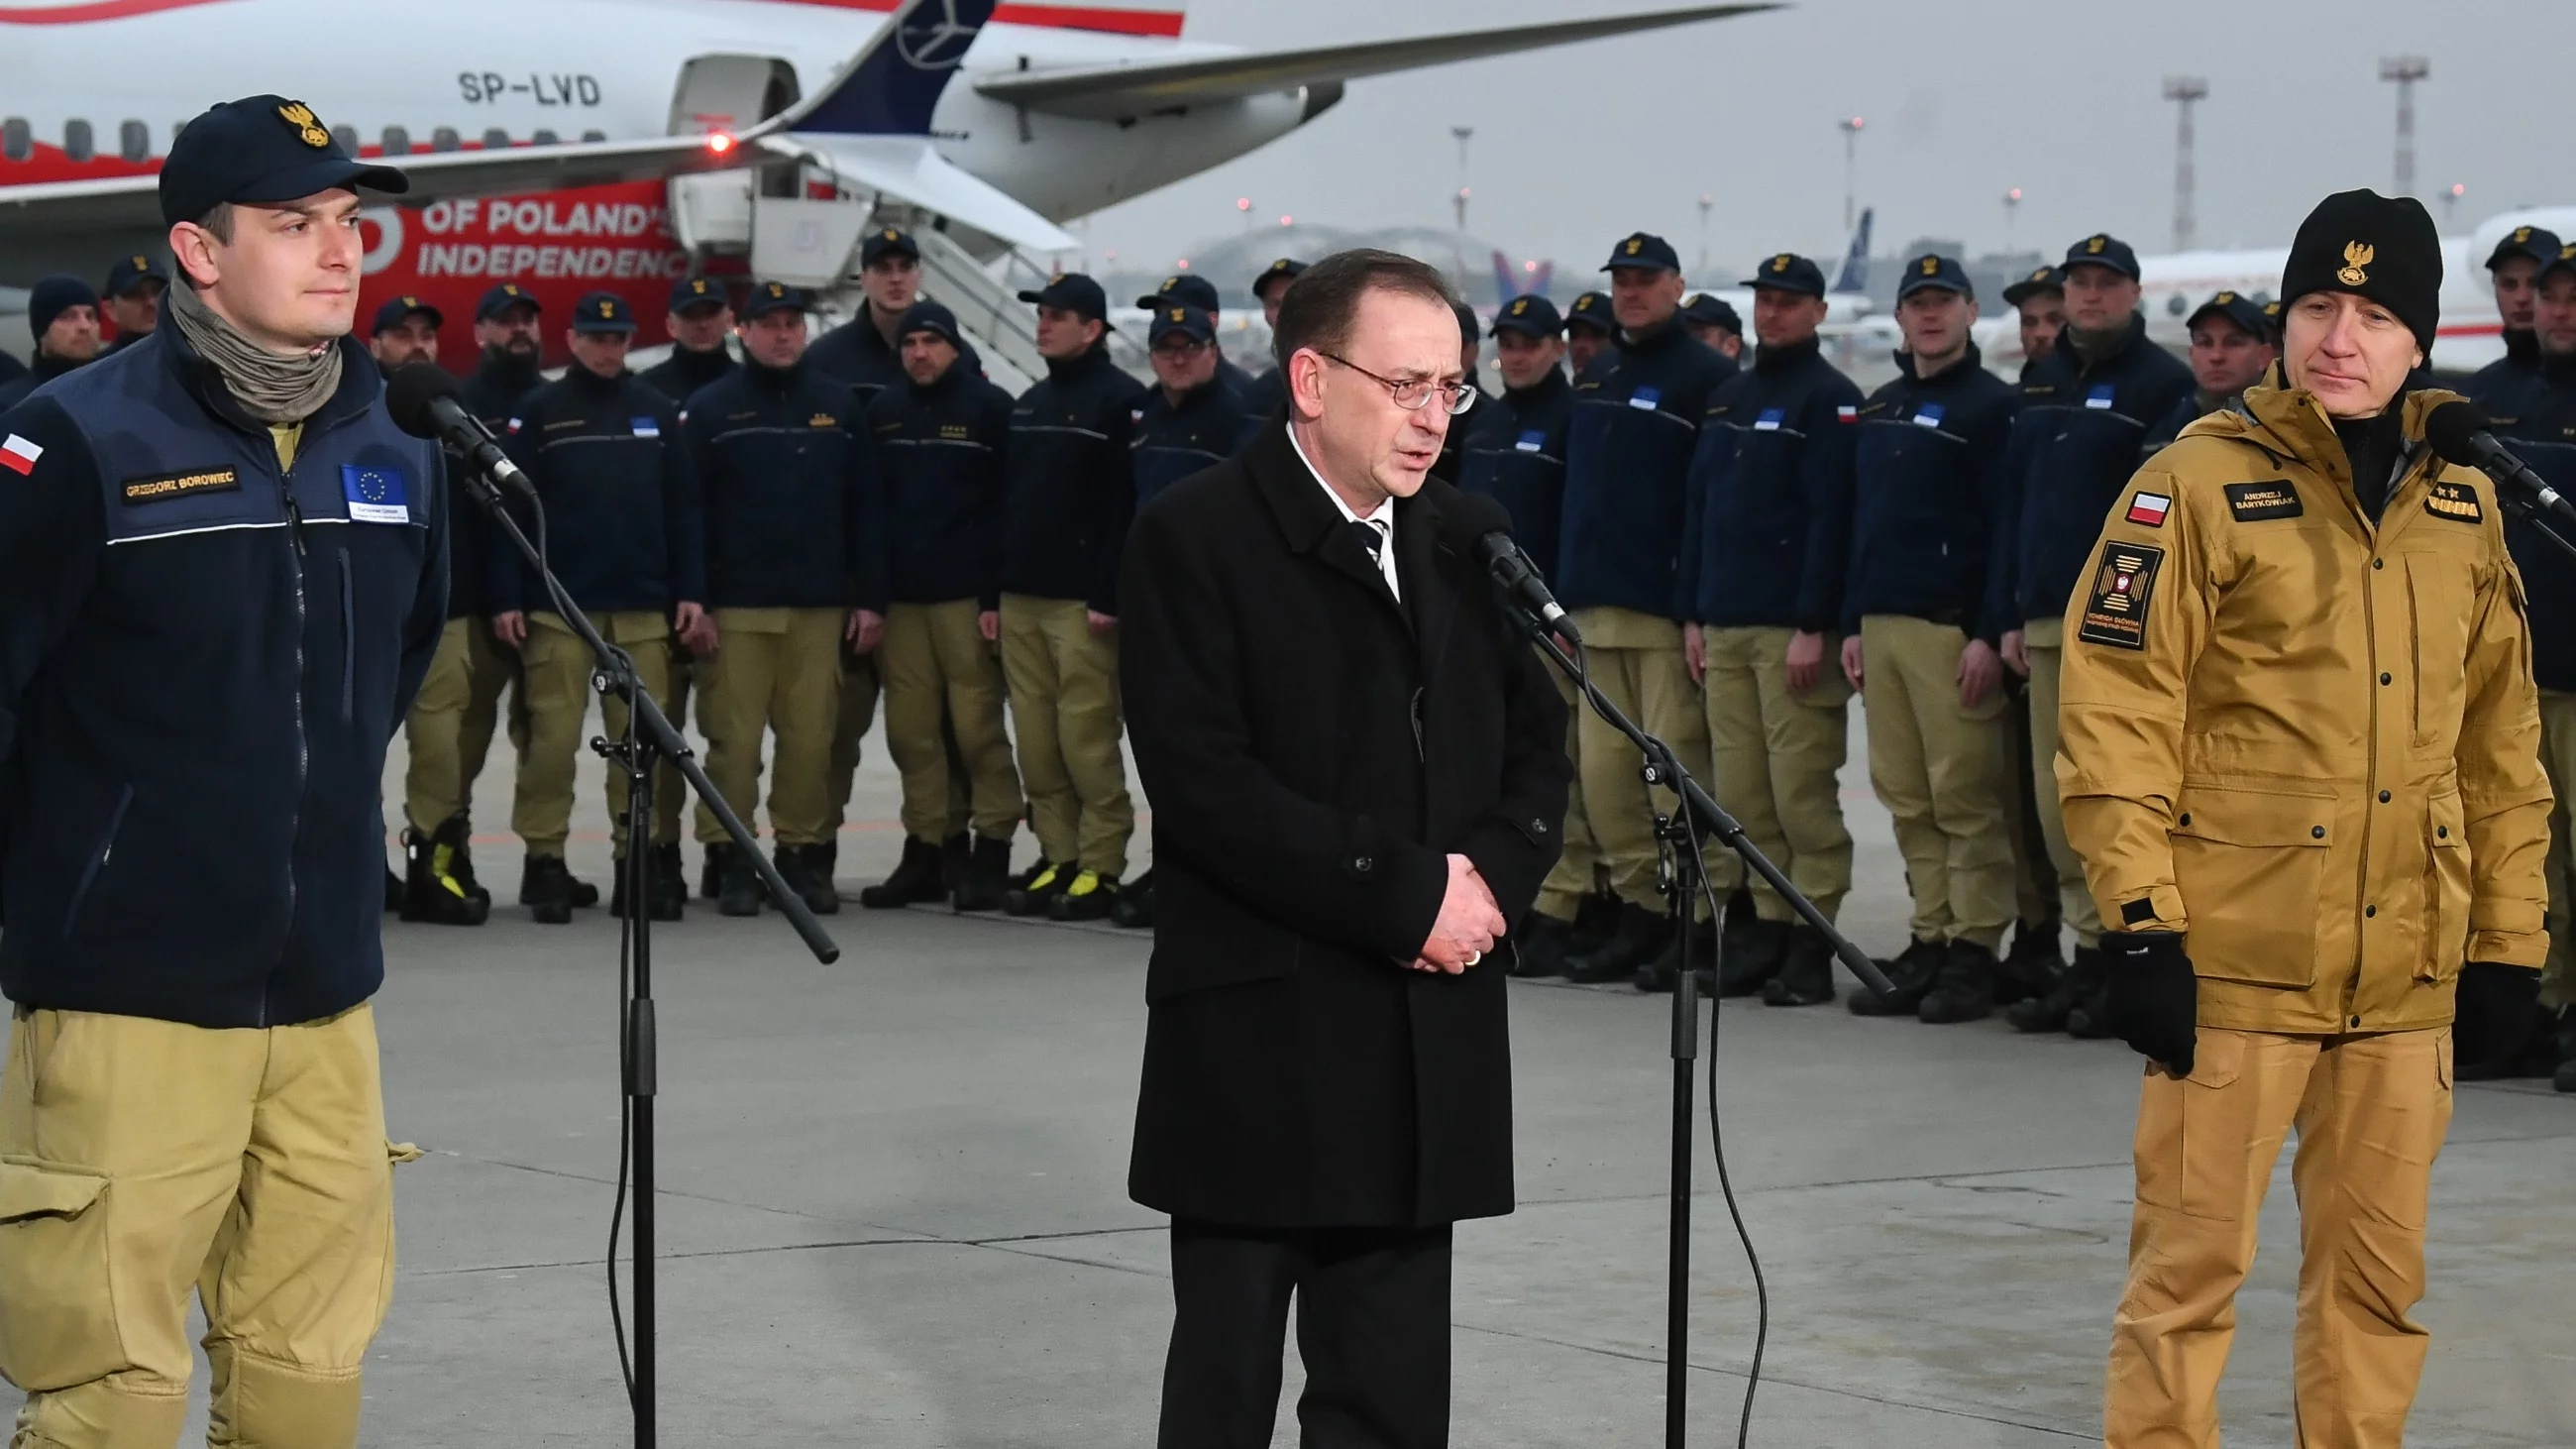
[706,133,736,155]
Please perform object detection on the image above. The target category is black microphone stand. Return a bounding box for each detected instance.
[1516,619,1891,1448]
[452,460,840,1449]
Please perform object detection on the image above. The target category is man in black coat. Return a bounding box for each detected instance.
[1120,249,1569,1449]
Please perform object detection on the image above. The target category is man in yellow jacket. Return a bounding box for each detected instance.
[2057,189,2551,1449]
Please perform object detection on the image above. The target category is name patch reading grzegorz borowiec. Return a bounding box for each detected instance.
[121,467,242,505]
[2077,540,2165,650]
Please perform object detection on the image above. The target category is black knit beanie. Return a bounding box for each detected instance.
[2281,189,2441,353]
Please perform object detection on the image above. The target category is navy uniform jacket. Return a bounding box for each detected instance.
[449,353,546,620]
[1005,343,1146,613]
[1238,367,1287,443]
[681,358,882,613]
[0,328,448,1028]
[1992,314,2195,627]
[2492,352,2576,693]
[1841,345,2021,642]
[1677,337,1862,630]
[2142,390,2229,457]
[1134,375,1253,509]
[866,355,1015,608]
[2466,334,2549,429]
[0,350,23,387]
[1454,368,1573,582]
[492,367,704,616]
[805,306,907,411]
[639,343,737,405]
[0,354,83,412]
[1556,319,1737,618]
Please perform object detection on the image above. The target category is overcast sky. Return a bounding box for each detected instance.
[1081,0,2576,279]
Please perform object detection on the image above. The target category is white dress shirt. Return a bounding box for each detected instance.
[1287,423,1400,601]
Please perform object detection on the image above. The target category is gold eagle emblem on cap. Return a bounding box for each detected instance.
[2562,244,2576,262]
[1510,298,1528,314]
[2338,240,2374,287]
[598,299,615,318]
[2086,236,2107,255]
[1771,255,1791,273]
[130,255,147,270]
[1168,307,1185,323]
[276,101,329,150]
[2516,227,2533,243]
[2030,267,2051,281]
[504,284,521,296]
[1625,238,1643,256]
[691,279,707,294]
[401,294,418,306]
[1163,276,1180,289]
[1920,257,1940,276]
[2214,291,2234,304]
[882,229,899,241]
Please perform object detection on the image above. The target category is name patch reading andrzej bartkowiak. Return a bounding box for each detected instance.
[2223,481,2304,520]
[122,467,242,505]
[2077,540,2165,650]
[2424,479,2485,523]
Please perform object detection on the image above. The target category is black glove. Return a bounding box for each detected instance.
[2454,960,2542,1079]
[2102,930,2199,1075]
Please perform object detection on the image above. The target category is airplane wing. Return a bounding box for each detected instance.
[0,134,748,235]
[762,133,1077,252]
[970,2,1782,121]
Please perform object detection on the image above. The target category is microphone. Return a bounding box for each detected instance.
[383,363,535,499]
[2423,400,2576,527]
[1446,494,1580,644]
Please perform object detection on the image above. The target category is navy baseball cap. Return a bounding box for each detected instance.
[2185,290,2270,339]
[476,283,540,323]
[1680,292,1743,333]
[1744,252,1828,297]
[370,293,443,336]
[1895,254,1975,301]
[899,300,964,347]
[2488,224,2563,272]
[27,275,97,341]
[1252,257,1308,300]
[860,227,920,266]
[103,254,165,298]
[1137,274,1222,313]
[1565,291,1615,333]
[571,291,637,334]
[159,95,407,229]
[668,275,729,314]
[2063,233,2142,281]
[2001,265,2066,308]
[1491,293,1563,339]
[740,280,808,321]
[1018,273,1111,323]
[1147,304,1216,346]
[1602,231,1681,274]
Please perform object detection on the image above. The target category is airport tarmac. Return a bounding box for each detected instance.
[13,716,2574,1447]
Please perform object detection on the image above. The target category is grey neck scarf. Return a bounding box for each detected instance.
[166,280,343,423]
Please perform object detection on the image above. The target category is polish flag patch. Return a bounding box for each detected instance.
[0,434,41,476]
[2126,491,2172,527]
[1836,404,1858,424]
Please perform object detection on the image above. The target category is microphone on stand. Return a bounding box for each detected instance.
[383,363,536,499]
[2423,400,2576,528]
[1447,491,1580,644]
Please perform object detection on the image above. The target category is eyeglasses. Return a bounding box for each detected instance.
[1317,351,1477,415]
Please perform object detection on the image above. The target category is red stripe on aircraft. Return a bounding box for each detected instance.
[768,0,1184,37]
[0,0,235,23]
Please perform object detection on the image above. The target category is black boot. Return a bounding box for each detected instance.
[1848,938,1943,1016]
[1009,855,1054,892]
[2006,945,2083,1033]
[952,836,1013,913]
[860,836,948,909]
[1995,918,2063,1005]
[719,842,766,917]
[940,832,972,898]
[1565,902,1667,984]
[1760,924,1837,1006]
[1110,868,1156,928]
[790,843,840,916]
[400,818,491,926]
[1007,861,1070,917]
[1511,912,1579,979]
[1716,915,1791,998]
[1636,918,1716,994]
[1048,869,1122,922]
[700,841,734,901]
[1569,889,1623,956]
[521,854,577,925]
[649,842,687,921]
[2059,947,2117,1038]
[1919,940,1999,1024]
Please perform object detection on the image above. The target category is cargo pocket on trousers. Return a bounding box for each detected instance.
[2169,787,2330,988]
[2132,1030,2252,1220]
[0,1158,124,1391]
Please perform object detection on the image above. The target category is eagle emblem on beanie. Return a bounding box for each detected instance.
[277,101,329,150]
[2338,242,2374,287]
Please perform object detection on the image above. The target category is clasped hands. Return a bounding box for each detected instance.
[1412,854,1506,974]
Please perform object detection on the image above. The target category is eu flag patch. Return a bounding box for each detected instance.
[1516,430,1547,453]
[2085,384,2116,410]
[341,463,409,524]
[631,417,662,439]
[1753,407,1786,432]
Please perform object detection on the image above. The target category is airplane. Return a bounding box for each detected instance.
[0,0,1779,362]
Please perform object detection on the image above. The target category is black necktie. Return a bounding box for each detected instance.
[1347,518,1388,570]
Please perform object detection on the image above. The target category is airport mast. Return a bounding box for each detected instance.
[2162,76,2206,253]
[2380,56,2428,197]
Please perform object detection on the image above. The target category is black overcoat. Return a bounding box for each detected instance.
[1120,421,1570,1229]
